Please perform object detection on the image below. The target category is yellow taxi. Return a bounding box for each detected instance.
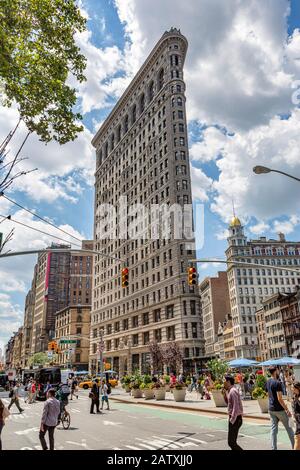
[78,376,118,389]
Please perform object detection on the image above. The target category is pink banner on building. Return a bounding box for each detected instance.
[44,252,51,301]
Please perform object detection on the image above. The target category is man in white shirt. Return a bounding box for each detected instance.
[39,389,60,450]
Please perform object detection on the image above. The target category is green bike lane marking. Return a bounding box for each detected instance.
[112,401,292,447]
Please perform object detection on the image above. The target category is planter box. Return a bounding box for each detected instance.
[154,388,166,400]
[211,390,227,407]
[257,397,269,413]
[173,388,186,402]
[131,388,143,398]
[143,388,154,400]
[165,385,170,392]
[125,385,131,393]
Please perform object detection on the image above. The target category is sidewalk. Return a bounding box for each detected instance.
[110,388,271,421]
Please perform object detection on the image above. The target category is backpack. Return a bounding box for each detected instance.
[107,384,111,395]
[61,384,71,396]
[9,389,13,398]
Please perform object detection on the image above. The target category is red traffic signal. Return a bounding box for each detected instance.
[121,267,129,287]
[188,267,197,285]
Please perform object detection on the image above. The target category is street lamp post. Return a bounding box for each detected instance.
[253,166,300,183]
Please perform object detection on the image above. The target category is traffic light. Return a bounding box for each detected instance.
[121,267,129,287]
[48,341,57,352]
[187,267,197,285]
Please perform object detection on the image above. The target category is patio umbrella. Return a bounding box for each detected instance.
[228,358,258,368]
[272,357,300,366]
[74,370,89,375]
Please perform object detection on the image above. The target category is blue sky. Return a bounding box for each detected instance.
[0,0,300,351]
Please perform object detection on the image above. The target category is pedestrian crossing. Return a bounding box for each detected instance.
[113,433,208,450]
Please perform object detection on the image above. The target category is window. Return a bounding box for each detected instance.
[167,325,175,341]
[93,329,97,339]
[114,321,120,332]
[75,353,81,363]
[107,324,112,335]
[148,81,154,102]
[166,305,174,319]
[76,327,81,335]
[143,332,150,345]
[153,309,161,322]
[177,97,183,106]
[140,93,145,113]
[155,329,162,342]
[143,312,149,325]
[123,318,129,330]
[158,69,164,90]
[192,323,198,338]
[190,300,196,315]
[132,316,139,328]
[132,334,139,346]
[92,343,97,354]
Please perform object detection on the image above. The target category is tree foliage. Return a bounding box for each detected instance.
[28,352,48,366]
[162,342,183,375]
[207,358,229,382]
[0,0,87,144]
[149,341,164,375]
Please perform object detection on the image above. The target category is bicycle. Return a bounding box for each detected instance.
[60,408,70,429]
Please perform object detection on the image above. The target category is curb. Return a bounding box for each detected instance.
[110,396,270,422]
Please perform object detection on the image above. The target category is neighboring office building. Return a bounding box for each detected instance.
[11,327,23,371]
[256,307,268,361]
[280,289,300,357]
[226,217,300,359]
[21,267,37,368]
[30,241,93,355]
[199,272,231,356]
[257,294,287,361]
[54,305,91,371]
[223,319,235,361]
[90,28,204,375]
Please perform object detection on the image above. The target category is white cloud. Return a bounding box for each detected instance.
[273,216,300,235]
[190,165,213,201]
[249,221,271,235]
[216,228,230,240]
[190,127,227,163]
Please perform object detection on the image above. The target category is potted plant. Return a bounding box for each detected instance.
[206,359,229,407]
[164,375,171,392]
[121,375,131,393]
[140,382,155,399]
[130,374,143,398]
[211,382,227,407]
[153,382,166,400]
[171,381,187,402]
[252,387,268,413]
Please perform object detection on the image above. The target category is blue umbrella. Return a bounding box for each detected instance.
[259,357,300,366]
[228,358,258,368]
[74,370,89,375]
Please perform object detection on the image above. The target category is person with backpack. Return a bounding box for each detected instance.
[55,382,70,423]
[70,378,78,400]
[100,380,110,411]
[8,383,24,414]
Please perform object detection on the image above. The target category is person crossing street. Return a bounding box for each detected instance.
[8,383,24,414]
[39,389,60,451]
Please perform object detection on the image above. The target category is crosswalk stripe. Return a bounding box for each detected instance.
[125,445,141,450]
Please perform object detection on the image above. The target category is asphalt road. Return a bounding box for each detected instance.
[0,389,292,451]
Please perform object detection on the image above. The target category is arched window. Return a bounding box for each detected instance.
[117,124,121,143]
[140,93,145,114]
[111,133,115,150]
[124,114,129,133]
[148,80,154,102]
[158,68,164,90]
[132,104,137,124]
[170,55,179,66]
[177,96,183,106]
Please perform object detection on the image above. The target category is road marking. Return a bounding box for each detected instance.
[15,427,40,435]
[125,445,141,450]
[66,440,91,449]
[205,434,215,438]
[186,437,208,445]
[103,420,122,426]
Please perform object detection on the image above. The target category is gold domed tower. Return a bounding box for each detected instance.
[227,214,246,246]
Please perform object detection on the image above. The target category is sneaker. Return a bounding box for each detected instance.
[20,409,24,413]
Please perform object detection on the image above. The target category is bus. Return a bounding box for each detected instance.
[35,367,73,399]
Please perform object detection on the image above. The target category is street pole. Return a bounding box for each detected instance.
[99,329,104,387]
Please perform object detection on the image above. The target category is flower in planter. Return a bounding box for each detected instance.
[153,382,165,389]
[252,387,267,400]
[170,381,187,390]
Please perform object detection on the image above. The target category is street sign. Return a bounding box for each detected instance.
[47,351,53,358]
[60,339,77,344]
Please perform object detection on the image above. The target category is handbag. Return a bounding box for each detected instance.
[89,392,95,400]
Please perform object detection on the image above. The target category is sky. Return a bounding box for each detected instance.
[0,0,300,352]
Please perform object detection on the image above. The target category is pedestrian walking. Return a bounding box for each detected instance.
[223,375,243,450]
[31,380,37,402]
[90,380,101,414]
[285,370,293,402]
[39,389,60,451]
[266,367,294,450]
[44,381,52,396]
[0,399,10,450]
[70,378,78,400]
[8,383,24,413]
[100,380,110,410]
[292,382,300,450]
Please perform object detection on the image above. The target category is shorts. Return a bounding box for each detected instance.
[102,395,108,402]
